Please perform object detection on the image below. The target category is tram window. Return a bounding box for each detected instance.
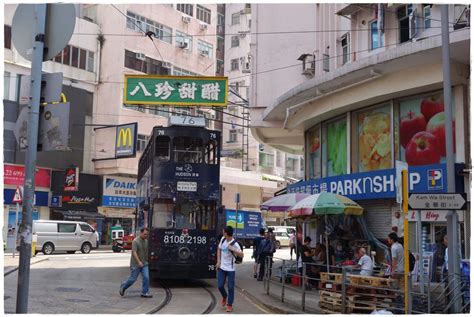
[175,201,216,230]
[205,140,218,165]
[152,200,174,228]
[155,136,170,161]
[173,137,203,163]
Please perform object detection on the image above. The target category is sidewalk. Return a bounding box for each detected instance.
[235,255,320,314]
[4,253,49,276]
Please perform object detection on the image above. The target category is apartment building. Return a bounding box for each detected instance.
[249,3,470,253]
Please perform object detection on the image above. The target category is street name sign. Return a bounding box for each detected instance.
[123,75,228,106]
[408,193,467,210]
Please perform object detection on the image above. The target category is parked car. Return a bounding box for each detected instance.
[33,220,99,255]
[123,233,135,250]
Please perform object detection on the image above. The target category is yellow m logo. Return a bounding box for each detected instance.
[117,128,132,147]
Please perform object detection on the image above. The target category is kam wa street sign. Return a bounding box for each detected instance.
[123,75,228,106]
[408,193,467,210]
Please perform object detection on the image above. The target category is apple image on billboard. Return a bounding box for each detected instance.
[400,111,427,148]
[426,112,456,157]
[420,97,444,122]
[405,131,441,166]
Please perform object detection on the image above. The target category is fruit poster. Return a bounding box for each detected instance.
[326,119,347,176]
[358,105,392,172]
[307,126,321,179]
[399,93,455,166]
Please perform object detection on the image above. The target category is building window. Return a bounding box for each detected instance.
[137,134,148,152]
[177,4,193,16]
[124,50,169,75]
[124,49,146,72]
[216,59,224,75]
[172,67,197,76]
[54,51,62,63]
[196,5,211,24]
[231,13,240,25]
[63,45,71,65]
[87,51,95,72]
[4,25,11,49]
[259,152,274,167]
[231,35,240,48]
[276,151,282,167]
[155,23,173,44]
[217,36,224,51]
[300,157,304,172]
[4,71,10,100]
[71,46,79,68]
[79,49,87,70]
[197,40,213,58]
[341,33,350,65]
[126,11,172,44]
[397,4,413,43]
[286,158,297,171]
[322,54,329,72]
[424,5,431,29]
[370,20,384,49]
[229,130,237,143]
[231,58,239,71]
[176,31,192,51]
[218,13,225,26]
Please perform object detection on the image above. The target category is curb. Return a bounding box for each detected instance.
[4,257,49,277]
[236,284,301,314]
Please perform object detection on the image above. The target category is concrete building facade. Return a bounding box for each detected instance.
[249,4,470,255]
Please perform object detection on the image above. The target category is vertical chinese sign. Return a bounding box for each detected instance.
[123,75,228,106]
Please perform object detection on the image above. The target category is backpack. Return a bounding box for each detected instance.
[220,238,243,264]
[409,251,416,272]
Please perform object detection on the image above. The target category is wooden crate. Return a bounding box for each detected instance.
[348,275,396,288]
[320,272,343,283]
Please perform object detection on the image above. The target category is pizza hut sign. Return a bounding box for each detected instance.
[62,195,95,204]
[64,167,79,191]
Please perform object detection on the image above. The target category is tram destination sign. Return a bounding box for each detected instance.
[123,75,228,106]
[408,193,467,210]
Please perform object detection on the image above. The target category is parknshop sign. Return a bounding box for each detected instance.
[102,176,137,208]
[288,163,464,201]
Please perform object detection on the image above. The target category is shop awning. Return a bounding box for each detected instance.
[52,210,105,220]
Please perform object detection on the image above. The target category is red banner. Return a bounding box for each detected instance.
[4,164,51,188]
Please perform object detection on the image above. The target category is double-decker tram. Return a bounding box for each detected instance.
[137,124,221,279]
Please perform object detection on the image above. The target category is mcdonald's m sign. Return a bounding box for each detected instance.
[115,123,138,158]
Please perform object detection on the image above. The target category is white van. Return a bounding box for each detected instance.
[269,226,296,249]
[33,220,99,255]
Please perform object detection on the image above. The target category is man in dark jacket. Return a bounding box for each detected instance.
[252,228,265,278]
[257,232,273,281]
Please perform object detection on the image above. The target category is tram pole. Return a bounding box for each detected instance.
[235,193,240,236]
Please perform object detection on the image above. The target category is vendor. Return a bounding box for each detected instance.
[300,237,316,289]
[355,247,373,276]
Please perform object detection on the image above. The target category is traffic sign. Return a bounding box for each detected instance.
[408,193,467,210]
[12,186,23,203]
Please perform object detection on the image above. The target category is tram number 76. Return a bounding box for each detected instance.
[163,235,207,244]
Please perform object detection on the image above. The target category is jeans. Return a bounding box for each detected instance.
[121,265,150,294]
[217,269,235,305]
[258,253,272,279]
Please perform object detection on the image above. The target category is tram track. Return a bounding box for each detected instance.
[148,280,217,314]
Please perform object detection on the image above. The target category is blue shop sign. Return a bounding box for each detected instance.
[287,164,465,200]
[4,189,49,206]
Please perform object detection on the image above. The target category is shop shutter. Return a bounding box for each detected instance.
[359,200,394,240]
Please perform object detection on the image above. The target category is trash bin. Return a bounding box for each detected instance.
[31,233,37,257]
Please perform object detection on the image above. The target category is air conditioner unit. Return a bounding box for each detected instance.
[182,15,191,23]
[162,62,172,68]
[177,39,188,49]
[242,63,251,73]
[135,52,146,61]
[199,23,208,30]
[239,33,246,38]
[299,54,315,76]
[199,49,207,56]
[243,6,251,14]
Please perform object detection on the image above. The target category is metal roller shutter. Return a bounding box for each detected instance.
[359,199,395,240]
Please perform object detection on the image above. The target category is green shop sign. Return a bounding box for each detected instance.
[123,75,228,106]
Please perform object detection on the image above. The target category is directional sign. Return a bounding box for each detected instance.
[12,186,23,203]
[408,193,467,210]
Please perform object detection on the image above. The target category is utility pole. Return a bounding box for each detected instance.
[16,4,47,313]
[441,4,462,313]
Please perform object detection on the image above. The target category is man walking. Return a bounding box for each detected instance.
[388,232,404,288]
[257,231,273,281]
[217,226,243,312]
[119,228,152,298]
[252,228,265,278]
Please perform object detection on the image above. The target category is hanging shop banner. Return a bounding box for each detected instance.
[408,210,464,222]
[115,123,138,158]
[4,164,51,188]
[326,118,347,176]
[288,163,464,201]
[64,167,79,191]
[102,176,137,208]
[123,75,228,106]
[3,189,48,206]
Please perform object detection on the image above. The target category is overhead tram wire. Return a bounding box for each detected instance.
[4,29,462,90]
[110,4,165,62]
